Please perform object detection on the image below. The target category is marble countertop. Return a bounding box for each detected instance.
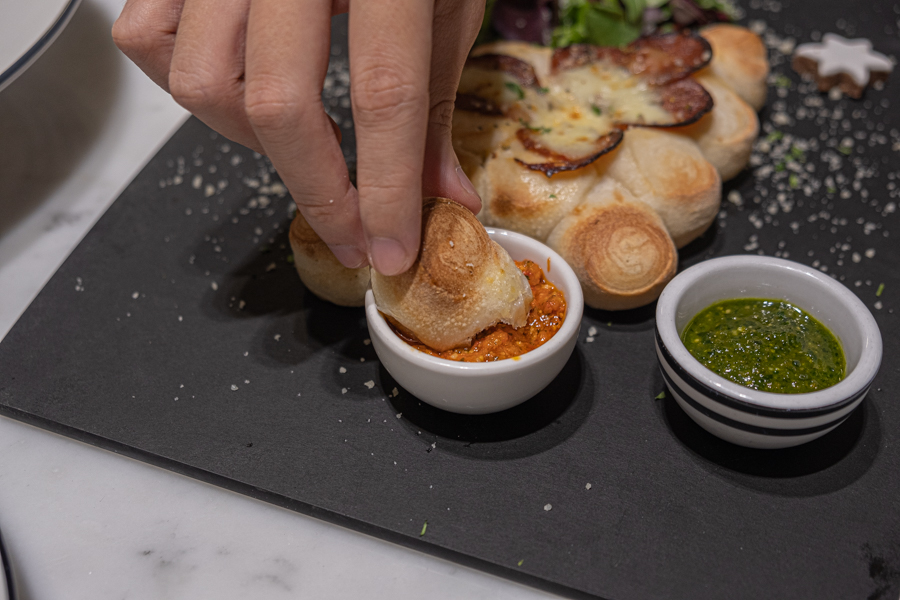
[0,2,558,598]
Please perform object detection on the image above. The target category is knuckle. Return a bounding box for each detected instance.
[111,15,153,56]
[244,77,306,131]
[352,65,426,126]
[168,66,226,111]
[300,202,341,226]
[428,98,455,134]
[359,180,416,211]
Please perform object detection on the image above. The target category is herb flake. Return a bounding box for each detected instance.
[505,81,525,100]
[518,118,552,134]
[774,74,792,88]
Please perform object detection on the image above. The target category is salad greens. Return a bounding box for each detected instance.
[477,0,739,49]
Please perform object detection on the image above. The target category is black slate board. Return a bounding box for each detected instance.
[2,4,899,599]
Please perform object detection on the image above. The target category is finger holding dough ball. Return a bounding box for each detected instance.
[289,211,370,307]
[371,198,533,352]
[546,179,677,311]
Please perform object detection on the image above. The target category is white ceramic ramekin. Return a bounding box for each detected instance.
[366,228,584,414]
[655,255,882,449]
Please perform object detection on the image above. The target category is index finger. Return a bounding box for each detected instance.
[349,0,434,276]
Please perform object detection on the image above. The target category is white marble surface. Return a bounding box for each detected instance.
[0,2,559,598]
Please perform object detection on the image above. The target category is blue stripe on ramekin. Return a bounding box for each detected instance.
[660,368,851,437]
[655,328,868,419]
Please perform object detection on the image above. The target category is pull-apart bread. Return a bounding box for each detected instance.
[599,127,721,249]
[698,24,769,111]
[672,71,759,182]
[453,26,768,310]
[546,179,676,310]
[289,211,370,307]
[371,198,533,352]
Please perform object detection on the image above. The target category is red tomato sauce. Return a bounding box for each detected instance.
[389,260,567,362]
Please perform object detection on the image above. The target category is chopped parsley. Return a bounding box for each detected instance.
[876,283,885,297]
[789,174,799,189]
[505,81,525,100]
[591,105,603,116]
[838,144,853,155]
[655,391,666,400]
[766,130,784,142]
[518,118,552,134]
[774,74,792,88]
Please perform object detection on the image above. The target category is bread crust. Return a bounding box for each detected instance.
[371,198,532,352]
[674,71,759,181]
[699,24,769,111]
[602,128,721,248]
[446,32,769,310]
[470,40,553,83]
[288,212,370,307]
[472,138,600,241]
[547,179,677,310]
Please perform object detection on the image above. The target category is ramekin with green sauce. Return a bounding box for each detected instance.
[655,255,882,449]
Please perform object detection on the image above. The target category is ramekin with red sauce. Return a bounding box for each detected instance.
[365,228,584,415]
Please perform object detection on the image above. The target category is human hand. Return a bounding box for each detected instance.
[113,0,485,275]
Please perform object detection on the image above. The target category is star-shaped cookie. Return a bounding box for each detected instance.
[792,33,894,98]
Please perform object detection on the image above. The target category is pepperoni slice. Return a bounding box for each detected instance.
[514,128,623,177]
[551,32,713,84]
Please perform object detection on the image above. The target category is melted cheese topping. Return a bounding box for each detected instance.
[457,67,526,113]
[549,64,673,125]
[517,91,615,158]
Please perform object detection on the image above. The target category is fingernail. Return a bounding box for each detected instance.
[328,244,367,269]
[456,166,480,200]
[368,237,410,276]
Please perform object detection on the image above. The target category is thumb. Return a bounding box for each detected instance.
[421,0,484,214]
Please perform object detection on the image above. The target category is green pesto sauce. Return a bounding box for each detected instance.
[681,298,845,394]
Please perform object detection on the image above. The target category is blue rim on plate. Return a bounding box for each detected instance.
[0,0,83,93]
